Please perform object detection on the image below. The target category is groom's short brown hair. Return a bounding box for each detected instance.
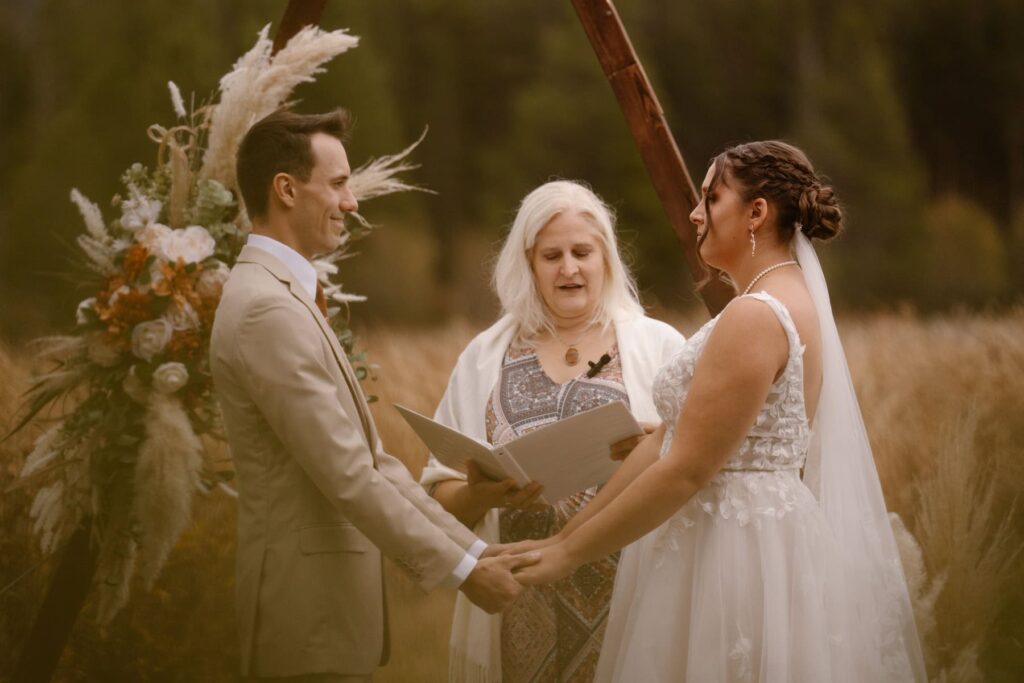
[236,108,352,219]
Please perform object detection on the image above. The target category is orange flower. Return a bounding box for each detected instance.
[112,289,155,326]
[95,287,155,337]
[121,243,150,282]
[167,328,203,363]
[195,295,219,329]
[97,274,127,306]
[152,259,201,306]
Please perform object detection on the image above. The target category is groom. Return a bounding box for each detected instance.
[210,108,535,682]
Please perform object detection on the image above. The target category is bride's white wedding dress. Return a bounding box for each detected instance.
[595,290,924,682]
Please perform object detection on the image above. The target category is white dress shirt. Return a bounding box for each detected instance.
[244,234,484,585]
[246,234,319,299]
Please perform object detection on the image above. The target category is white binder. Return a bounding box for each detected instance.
[394,401,642,505]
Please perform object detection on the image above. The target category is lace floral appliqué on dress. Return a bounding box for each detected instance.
[596,293,914,682]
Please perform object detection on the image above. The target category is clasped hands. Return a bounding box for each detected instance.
[459,422,657,614]
[460,533,571,614]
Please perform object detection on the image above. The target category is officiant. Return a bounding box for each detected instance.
[420,180,685,683]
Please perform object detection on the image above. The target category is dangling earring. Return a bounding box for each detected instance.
[749,227,757,257]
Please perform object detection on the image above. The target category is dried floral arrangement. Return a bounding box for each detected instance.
[13,25,424,622]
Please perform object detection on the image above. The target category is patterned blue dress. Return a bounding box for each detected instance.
[487,339,628,683]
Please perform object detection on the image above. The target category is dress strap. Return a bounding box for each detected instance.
[740,292,804,364]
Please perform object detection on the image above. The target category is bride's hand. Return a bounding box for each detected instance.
[511,542,576,585]
[488,532,564,559]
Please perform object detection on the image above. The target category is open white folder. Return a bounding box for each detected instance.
[394,401,642,505]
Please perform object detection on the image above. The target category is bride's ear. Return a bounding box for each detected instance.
[749,198,769,231]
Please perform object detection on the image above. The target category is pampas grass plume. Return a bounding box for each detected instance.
[76,235,117,274]
[32,334,86,361]
[20,425,61,479]
[71,188,117,273]
[132,392,203,590]
[200,24,358,193]
[70,189,108,242]
[348,130,432,202]
[29,481,64,554]
[168,80,187,119]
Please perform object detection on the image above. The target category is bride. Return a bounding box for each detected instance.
[509,141,927,681]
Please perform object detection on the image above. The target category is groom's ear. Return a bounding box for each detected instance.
[271,172,297,209]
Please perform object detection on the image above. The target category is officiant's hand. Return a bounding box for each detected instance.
[511,543,575,586]
[432,462,545,528]
[465,460,544,511]
[461,552,541,614]
[610,422,662,461]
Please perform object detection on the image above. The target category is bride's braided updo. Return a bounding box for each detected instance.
[711,140,843,242]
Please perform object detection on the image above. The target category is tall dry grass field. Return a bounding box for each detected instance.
[1,312,1022,682]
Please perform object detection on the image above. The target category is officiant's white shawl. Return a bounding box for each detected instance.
[420,313,686,683]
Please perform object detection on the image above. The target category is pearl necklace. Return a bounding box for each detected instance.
[741,260,799,295]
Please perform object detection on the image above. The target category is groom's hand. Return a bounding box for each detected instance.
[460,552,541,614]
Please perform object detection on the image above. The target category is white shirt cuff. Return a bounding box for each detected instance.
[467,539,487,559]
[443,552,479,588]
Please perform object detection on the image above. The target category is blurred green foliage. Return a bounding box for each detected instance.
[1,0,1022,338]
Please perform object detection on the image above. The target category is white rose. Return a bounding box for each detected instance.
[196,260,230,299]
[120,193,162,231]
[87,334,122,367]
[152,362,189,394]
[159,225,215,264]
[164,301,199,331]
[131,319,173,361]
[136,223,172,252]
[122,365,148,403]
[75,297,97,325]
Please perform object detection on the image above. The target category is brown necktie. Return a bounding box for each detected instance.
[315,282,329,318]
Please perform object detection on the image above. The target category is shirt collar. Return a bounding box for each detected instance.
[246,233,318,299]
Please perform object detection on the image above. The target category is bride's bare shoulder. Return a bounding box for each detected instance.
[706,297,790,365]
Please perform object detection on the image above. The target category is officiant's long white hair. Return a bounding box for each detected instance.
[493,180,643,337]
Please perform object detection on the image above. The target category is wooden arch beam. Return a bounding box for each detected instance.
[273,0,328,54]
[570,0,734,315]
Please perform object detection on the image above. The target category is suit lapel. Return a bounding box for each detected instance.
[290,280,377,447]
[238,246,378,454]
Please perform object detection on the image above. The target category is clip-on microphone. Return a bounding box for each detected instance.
[586,353,612,378]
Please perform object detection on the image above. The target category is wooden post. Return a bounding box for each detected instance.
[272,0,329,54]
[12,5,331,681]
[12,525,97,683]
[569,0,733,315]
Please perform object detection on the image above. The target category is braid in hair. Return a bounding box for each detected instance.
[693,140,843,291]
[722,141,843,242]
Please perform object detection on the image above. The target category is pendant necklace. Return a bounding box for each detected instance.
[551,325,595,366]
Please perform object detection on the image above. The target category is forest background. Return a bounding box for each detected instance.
[1,0,1023,336]
[1,1,1024,681]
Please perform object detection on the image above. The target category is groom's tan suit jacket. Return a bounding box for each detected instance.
[210,245,477,678]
